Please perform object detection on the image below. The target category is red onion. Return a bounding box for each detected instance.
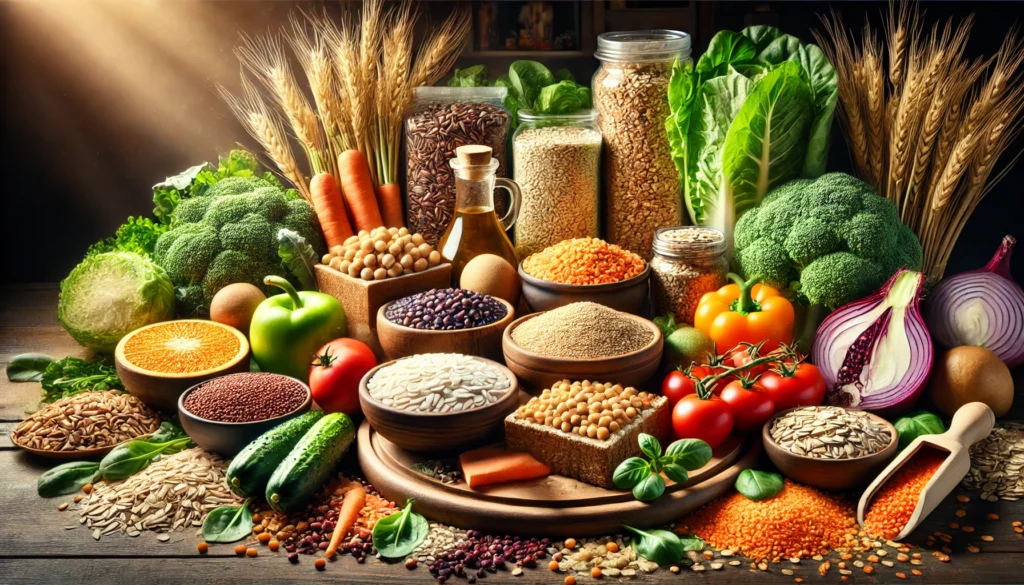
[925,235,1024,367]
[811,270,932,415]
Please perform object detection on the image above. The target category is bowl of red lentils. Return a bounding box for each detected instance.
[518,238,650,315]
[177,372,313,456]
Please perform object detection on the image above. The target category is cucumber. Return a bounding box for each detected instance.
[265,412,355,513]
[226,411,324,497]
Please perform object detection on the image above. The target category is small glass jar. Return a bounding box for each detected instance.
[650,226,728,325]
[404,87,511,246]
[593,30,692,259]
[511,110,602,259]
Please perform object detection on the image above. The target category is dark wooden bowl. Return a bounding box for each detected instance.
[177,375,312,456]
[501,312,663,392]
[762,407,900,491]
[518,262,650,315]
[114,320,251,410]
[376,297,515,362]
[359,357,520,453]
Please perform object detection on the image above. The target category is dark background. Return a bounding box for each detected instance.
[2,0,1021,284]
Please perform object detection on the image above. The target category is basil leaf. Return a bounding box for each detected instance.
[662,463,690,484]
[202,499,253,543]
[632,473,665,502]
[613,457,650,490]
[679,534,705,551]
[7,353,55,382]
[38,461,99,498]
[622,525,685,566]
[894,411,945,451]
[665,438,713,470]
[638,433,663,460]
[372,500,429,558]
[735,469,784,501]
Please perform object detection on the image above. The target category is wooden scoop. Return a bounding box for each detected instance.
[857,402,994,540]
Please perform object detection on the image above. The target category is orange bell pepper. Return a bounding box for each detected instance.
[694,273,794,352]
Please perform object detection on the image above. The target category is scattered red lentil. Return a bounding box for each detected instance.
[522,238,646,285]
[987,513,1000,521]
[591,566,603,578]
[269,540,280,552]
[957,494,970,503]
[548,561,559,571]
[863,565,875,574]
[912,569,923,576]
[948,522,960,529]
[956,509,967,517]
[314,558,326,570]
[962,526,975,533]
[564,576,576,585]
[896,572,907,579]
[564,538,577,549]
[678,480,857,562]
[234,544,247,556]
[981,535,994,542]
[864,450,946,539]
[197,542,208,554]
[246,548,258,558]
[257,532,272,544]
[605,542,618,553]
[967,545,980,553]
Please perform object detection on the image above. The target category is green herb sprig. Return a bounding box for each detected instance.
[622,525,703,566]
[613,434,712,501]
[203,499,254,543]
[372,499,429,558]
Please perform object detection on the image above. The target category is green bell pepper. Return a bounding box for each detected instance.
[249,276,346,382]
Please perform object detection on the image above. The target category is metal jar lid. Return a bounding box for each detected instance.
[595,30,692,63]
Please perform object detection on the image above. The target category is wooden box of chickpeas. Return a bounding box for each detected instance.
[315,226,451,359]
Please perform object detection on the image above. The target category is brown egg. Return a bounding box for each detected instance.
[459,254,520,306]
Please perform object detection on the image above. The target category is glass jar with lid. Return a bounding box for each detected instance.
[593,30,692,259]
[650,226,729,325]
[511,109,602,260]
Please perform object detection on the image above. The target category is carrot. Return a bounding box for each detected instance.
[459,448,551,489]
[338,150,383,232]
[326,485,365,559]
[377,182,405,229]
[309,172,354,248]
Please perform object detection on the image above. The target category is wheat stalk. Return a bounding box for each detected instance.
[288,12,344,176]
[815,14,871,183]
[411,5,472,88]
[235,33,325,176]
[863,36,886,187]
[377,1,416,186]
[218,78,311,203]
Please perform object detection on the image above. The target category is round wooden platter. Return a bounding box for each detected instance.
[358,420,761,537]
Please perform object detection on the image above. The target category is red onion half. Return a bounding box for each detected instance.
[811,270,932,415]
[925,235,1024,367]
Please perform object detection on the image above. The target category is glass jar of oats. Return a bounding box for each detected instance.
[511,110,602,260]
[650,226,728,325]
[593,30,691,259]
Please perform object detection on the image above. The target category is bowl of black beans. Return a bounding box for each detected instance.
[177,372,312,456]
[376,288,515,361]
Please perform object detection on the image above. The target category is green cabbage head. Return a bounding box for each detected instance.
[58,251,175,353]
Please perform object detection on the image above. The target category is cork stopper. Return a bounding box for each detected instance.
[455,145,492,180]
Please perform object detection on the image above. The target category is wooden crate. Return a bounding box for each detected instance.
[315,263,452,359]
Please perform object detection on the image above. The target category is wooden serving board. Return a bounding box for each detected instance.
[358,420,760,537]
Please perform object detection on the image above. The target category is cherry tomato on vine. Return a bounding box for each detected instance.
[759,363,827,412]
[719,380,775,432]
[661,370,696,406]
[688,365,734,393]
[671,394,734,449]
[722,347,770,378]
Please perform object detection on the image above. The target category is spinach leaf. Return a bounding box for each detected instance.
[99,437,192,481]
[665,438,713,470]
[277,228,319,291]
[622,525,685,566]
[38,461,100,498]
[612,457,650,490]
[576,86,593,109]
[678,534,705,551]
[448,65,491,87]
[148,420,187,444]
[509,60,555,108]
[638,433,663,460]
[720,61,811,221]
[632,473,666,502]
[894,411,945,451]
[372,500,429,558]
[696,30,755,79]
[741,25,784,54]
[554,68,575,82]
[203,499,253,543]
[789,43,838,177]
[735,469,784,501]
[7,353,54,382]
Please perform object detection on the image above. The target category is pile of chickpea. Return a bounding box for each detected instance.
[514,380,656,441]
[322,226,443,281]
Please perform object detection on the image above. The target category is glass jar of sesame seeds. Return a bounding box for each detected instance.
[650,226,728,325]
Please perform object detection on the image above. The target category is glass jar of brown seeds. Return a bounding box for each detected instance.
[593,30,691,259]
[650,226,728,325]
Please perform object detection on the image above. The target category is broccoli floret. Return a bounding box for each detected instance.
[153,173,325,317]
[733,173,923,309]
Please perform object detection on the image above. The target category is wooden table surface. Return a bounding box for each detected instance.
[2,284,1022,584]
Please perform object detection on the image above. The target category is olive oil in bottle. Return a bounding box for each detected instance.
[438,145,522,284]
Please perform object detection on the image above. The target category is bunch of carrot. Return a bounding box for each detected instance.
[311,149,405,248]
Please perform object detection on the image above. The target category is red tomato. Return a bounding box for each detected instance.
[309,338,378,416]
[719,381,775,432]
[759,363,827,412]
[722,347,770,377]
[687,364,734,394]
[661,371,697,406]
[671,394,734,449]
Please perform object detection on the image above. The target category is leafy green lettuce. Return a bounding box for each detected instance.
[666,26,838,242]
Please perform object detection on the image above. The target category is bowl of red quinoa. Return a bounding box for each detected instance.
[177,372,312,456]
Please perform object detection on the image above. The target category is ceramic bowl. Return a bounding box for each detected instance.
[359,357,520,453]
[501,311,663,392]
[375,296,515,362]
[762,407,900,491]
[518,262,651,315]
[177,375,313,456]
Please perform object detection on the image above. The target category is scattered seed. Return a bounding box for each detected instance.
[968,545,980,553]
[957,495,971,503]
[57,503,69,511]
[981,535,994,542]
[314,558,325,570]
